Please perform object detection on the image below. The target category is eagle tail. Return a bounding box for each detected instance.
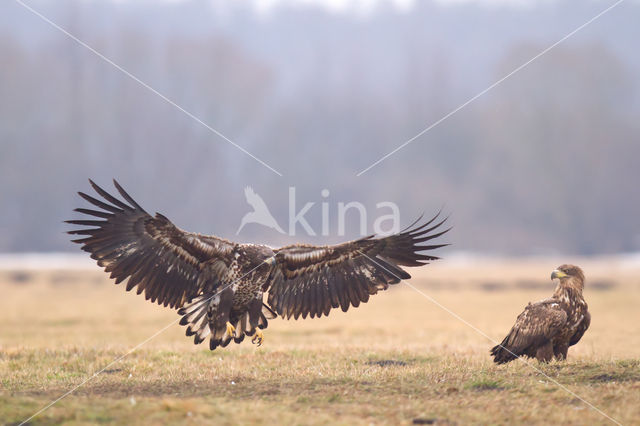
[178,291,236,350]
[262,303,277,320]
[490,335,519,364]
[178,295,212,345]
[178,300,278,351]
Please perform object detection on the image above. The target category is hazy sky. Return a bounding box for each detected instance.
[3,0,638,254]
[138,0,536,14]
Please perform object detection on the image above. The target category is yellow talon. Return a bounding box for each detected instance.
[252,329,264,347]
[226,321,236,337]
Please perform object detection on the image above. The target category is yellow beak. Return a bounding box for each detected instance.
[551,269,567,280]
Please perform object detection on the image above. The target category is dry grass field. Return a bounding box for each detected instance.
[1,257,639,425]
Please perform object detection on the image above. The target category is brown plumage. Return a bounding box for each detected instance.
[67,179,450,350]
[490,264,590,364]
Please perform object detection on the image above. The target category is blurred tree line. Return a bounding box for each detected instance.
[0,0,638,255]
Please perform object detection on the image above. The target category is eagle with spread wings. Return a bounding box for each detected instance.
[490,264,590,363]
[67,180,450,350]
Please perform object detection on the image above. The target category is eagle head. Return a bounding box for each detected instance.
[551,264,585,288]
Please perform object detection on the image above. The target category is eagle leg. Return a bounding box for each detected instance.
[251,329,264,347]
[553,343,569,360]
[226,321,236,338]
[535,342,554,363]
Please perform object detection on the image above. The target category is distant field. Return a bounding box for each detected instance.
[1,258,639,425]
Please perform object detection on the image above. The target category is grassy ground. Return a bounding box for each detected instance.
[1,258,639,425]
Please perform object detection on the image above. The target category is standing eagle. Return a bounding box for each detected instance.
[490,264,590,364]
[67,180,449,350]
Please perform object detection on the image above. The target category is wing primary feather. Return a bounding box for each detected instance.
[399,212,425,232]
[73,207,112,219]
[412,229,452,244]
[89,179,133,211]
[65,219,107,227]
[68,228,99,235]
[409,218,449,237]
[71,237,93,244]
[78,191,124,214]
[112,179,146,211]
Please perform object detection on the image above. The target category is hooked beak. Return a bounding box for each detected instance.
[551,269,567,280]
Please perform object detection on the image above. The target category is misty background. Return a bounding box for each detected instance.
[0,0,639,256]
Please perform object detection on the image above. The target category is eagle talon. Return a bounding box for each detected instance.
[252,329,264,347]
[226,321,236,337]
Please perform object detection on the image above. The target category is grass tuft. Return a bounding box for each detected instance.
[465,377,504,391]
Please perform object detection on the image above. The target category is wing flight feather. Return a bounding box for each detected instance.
[266,212,450,319]
[67,180,236,309]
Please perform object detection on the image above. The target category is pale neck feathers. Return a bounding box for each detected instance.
[553,275,585,298]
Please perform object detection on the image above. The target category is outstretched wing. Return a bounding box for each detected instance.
[67,179,236,309]
[490,300,568,364]
[265,213,450,320]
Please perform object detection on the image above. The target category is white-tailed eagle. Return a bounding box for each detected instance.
[491,264,590,363]
[68,180,450,350]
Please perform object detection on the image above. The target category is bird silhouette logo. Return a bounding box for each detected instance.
[236,187,285,235]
